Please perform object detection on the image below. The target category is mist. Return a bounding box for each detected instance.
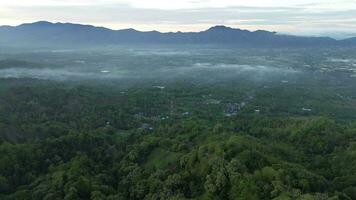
[0,46,307,82]
[0,45,355,90]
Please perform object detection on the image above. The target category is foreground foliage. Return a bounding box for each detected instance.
[0,79,355,200]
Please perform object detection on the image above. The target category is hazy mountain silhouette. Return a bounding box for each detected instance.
[0,21,354,47]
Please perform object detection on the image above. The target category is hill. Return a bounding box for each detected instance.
[0,21,353,47]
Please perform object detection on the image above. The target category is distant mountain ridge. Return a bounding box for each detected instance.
[0,21,355,47]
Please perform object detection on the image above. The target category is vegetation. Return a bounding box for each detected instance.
[0,46,355,199]
[0,77,355,200]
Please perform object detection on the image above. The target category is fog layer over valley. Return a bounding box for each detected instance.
[1,45,355,82]
[1,45,356,121]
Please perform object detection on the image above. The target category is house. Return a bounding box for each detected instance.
[302,108,312,112]
[153,86,165,89]
[140,123,153,130]
[182,112,190,116]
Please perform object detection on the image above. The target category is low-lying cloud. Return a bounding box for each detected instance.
[0,61,299,82]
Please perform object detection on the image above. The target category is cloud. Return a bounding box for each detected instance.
[1,0,356,9]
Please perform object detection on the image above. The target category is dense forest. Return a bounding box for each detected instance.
[0,75,355,200]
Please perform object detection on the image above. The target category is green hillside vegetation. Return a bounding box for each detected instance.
[0,79,355,200]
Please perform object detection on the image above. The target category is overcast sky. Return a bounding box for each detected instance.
[1,0,356,38]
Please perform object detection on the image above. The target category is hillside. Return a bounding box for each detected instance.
[0,21,352,47]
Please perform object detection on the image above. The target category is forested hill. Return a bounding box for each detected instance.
[0,21,354,47]
[0,78,356,199]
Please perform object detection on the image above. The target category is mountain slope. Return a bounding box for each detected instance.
[0,21,352,47]
[340,37,356,46]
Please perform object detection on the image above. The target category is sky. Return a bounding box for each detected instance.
[0,0,356,38]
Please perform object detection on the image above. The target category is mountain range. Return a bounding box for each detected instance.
[0,21,355,47]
